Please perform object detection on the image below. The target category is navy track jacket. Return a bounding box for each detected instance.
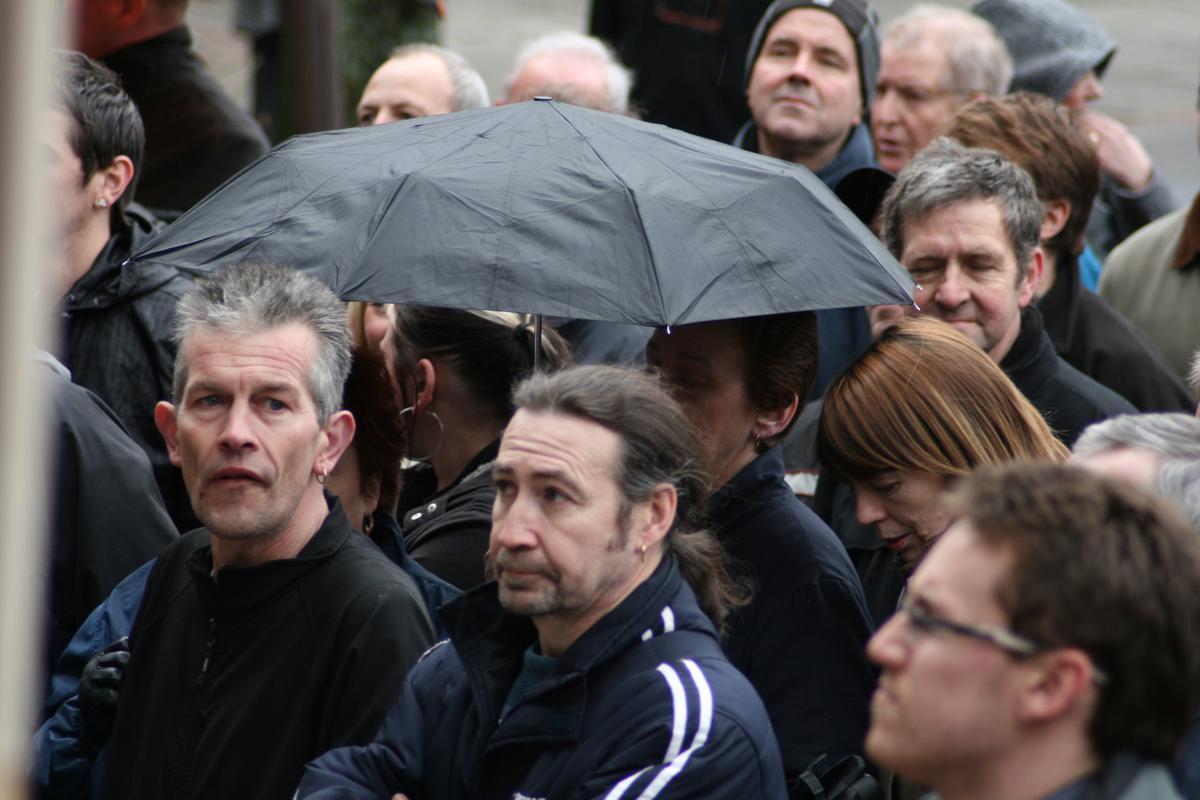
[298,556,788,799]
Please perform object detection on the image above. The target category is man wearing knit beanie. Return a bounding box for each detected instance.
[973,0,1177,261]
[735,0,880,190]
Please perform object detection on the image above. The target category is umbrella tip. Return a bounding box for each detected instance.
[666,325,672,335]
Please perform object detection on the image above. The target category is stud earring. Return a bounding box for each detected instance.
[94,197,109,209]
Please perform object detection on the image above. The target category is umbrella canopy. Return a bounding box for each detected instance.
[133,99,912,325]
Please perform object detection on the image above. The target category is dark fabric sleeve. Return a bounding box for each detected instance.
[316,582,436,751]
[588,0,619,40]
[750,576,876,771]
[47,381,177,675]
[572,710,789,800]
[1090,173,1177,259]
[299,655,436,798]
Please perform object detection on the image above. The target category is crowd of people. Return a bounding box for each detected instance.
[35,0,1200,799]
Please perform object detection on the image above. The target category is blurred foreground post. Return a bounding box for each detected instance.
[0,1,57,798]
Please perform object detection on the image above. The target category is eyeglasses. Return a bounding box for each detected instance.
[898,594,1041,656]
[896,594,1109,685]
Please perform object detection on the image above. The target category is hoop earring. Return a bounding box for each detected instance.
[639,543,647,563]
[316,467,328,484]
[399,405,445,462]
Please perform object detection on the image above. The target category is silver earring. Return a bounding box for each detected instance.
[316,467,328,484]
[94,197,109,209]
[399,406,445,462]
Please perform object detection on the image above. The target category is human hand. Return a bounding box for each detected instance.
[79,636,131,747]
[1077,109,1154,192]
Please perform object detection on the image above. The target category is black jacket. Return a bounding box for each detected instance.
[40,353,176,682]
[711,448,876,774]
[57,205,196,530]
[104,26,269,214]
[400,441,498,591]
[1000,308,1135,446]
[1039,254,1192,412]
[299,556,788,799]
[100,498,435,800]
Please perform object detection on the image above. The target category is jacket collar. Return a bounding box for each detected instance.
[1037,249,1082,355]
[1172,193,1200,271]
[708,447,788,529]
[60,204,172,311]
[732,120,876,190]
[103,26,192,78]
[186,493,353,618]
[441,556,713,745]
[999,307,1057,391]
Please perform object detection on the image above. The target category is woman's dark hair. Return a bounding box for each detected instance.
[342,345,407,513]
[390,308,572,426]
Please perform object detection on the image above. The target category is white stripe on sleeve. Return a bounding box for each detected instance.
[636,660,714,800]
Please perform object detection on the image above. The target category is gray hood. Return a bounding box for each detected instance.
[973,0,1116,102]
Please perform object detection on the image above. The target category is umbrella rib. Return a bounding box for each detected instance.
[548,103,669,323]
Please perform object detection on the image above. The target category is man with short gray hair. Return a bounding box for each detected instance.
[874,138,1132,444]
[356,43,488,125]
[1073,413,1200,528]
[872,4,1010,174]
[502,31,632,114]
[97,264,435,800]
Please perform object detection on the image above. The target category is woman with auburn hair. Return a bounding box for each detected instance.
[817,316,1068,619]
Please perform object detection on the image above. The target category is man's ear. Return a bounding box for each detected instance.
[113,0,149,29]
[94,155,135,208]
[154,401,181,466]
[1017,648,1098,724]
[1040,199,1071,242]
[316,410,356,479]
[1018,248,1045,309]
[753,392,799,443]
[638,483,678,553]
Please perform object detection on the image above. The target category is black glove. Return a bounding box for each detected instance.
[79,636,130,748]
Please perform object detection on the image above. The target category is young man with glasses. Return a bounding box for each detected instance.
[866,463,1200,800]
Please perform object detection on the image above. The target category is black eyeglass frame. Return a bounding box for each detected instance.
[897,595,1109,685]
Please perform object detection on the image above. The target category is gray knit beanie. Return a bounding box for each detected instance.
[972,0,1116,102]
[744,0,881,116]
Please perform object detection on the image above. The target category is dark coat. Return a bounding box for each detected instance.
[298,556,788,799]
[710,448,876,774]
[57,205,196,530]
[399,441,498,591]
[1039,253,1193,412]
[100,499,435,800]
[104,27,269,215]
[369,509,462,639]
[37,511,457,800]
[1000,308,1135,446]
[40,354,176,681]
[589,0,772,142]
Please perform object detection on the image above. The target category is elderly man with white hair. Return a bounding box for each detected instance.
[501,30,632,114]
[872,4,1011,174]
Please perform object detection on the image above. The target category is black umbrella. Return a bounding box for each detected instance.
[133,99,912,326]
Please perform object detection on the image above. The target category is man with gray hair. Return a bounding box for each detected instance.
[873,137,1132,444]
[1073,413,1200,529]
[502,31,632,114]
[95,264,435,800]
[356,43,489,125]
[871,4,1010,174]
